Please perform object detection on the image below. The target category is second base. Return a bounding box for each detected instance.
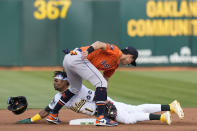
[69,118,96,125]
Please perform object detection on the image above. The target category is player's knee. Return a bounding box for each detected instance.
[95,79,107,88]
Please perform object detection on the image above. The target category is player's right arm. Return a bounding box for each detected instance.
[16,106,51,124]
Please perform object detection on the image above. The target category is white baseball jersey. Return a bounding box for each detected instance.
[49,85,97,116]
[48,85,162,124]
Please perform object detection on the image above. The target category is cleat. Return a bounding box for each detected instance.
[170,100,184,119]
[161,111,172,125]
[96,115,118,126]
[46,113,61,124]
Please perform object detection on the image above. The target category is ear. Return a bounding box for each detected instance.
[130,54,134,58]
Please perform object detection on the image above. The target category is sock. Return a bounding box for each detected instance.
[160,114,165,123]
[169,104,174,112]
[161,105,170,111]
[52,89,75,114]
[149,113,161,120]
[95,87,107,116]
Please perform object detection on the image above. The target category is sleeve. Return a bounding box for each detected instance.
[48,93,62,109]
[106,44,114,51]
[106,44,121,56]
[103,69,115,78]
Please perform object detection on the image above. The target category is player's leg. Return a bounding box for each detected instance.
[71,58,117,126]
[135,104,170,113]
[134,112,171,125]
[149,112,172,125]
[47,54,82,124]
[135,100,184,119]
[113,101,171,125]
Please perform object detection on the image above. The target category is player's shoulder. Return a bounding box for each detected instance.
[54,92,62,99]
[106,44,122,57]
[106,44,121,53]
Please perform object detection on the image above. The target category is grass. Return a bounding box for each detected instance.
[0,70,197,109]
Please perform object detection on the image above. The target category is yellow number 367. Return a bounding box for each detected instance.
[34,0,71,20]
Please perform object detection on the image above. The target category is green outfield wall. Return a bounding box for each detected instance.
[0,0,197,66]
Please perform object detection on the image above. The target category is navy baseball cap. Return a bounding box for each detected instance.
[121,46,138,66]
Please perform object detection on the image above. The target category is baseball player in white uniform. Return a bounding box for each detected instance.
[17,71,184,125]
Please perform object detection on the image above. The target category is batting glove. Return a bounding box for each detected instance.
[17,118,32,124]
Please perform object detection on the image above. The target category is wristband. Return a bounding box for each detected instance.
[31,113,42,122]
[87,46,94,54]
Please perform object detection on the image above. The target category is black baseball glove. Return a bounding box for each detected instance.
[105,101,117,120]
[8,96,28,115]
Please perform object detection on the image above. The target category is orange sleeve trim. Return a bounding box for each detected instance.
[58,101,65,106]
[96,103,106,106]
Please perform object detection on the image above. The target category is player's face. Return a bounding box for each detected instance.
[121,54,134,65]
[54,78,68,92]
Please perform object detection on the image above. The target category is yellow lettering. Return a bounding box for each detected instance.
[59,0,72,19]
[178,20,190,35]
[168,20,177,37]
[156,0,164,17]
[152,20,160,36]
[192,20,197,36]
[189,1,197,17]
[34,0,47,20]
[136,19,145,37]
[172,1,179,17]
[34,0,71,20]
[179,0,189,17]
[127,19,137,37]
[47,1,59,20]
[128,18,197,37]
[158,20,169,36]
[145,20,154,36]
[163,1,171,17]
[146,0,156,18]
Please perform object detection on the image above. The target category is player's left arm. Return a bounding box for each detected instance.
[81,41,108,59]
[91,41,107,50]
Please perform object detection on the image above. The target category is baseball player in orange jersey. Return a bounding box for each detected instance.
[46,41,138,126]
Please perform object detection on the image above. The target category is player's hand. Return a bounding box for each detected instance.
[17,118,32,124]
[81,51,88,60]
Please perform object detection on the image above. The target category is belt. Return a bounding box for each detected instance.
[63,48,82,55]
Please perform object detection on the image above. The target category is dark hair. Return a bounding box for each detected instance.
[54,71,69,86]
[54,71,67,78]
[121,46,138,66]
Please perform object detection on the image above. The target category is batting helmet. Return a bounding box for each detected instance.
[7,96,28,115]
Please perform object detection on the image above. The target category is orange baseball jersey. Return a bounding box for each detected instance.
[80,44,122,78]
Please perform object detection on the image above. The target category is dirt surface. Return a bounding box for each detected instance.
[1,66,197,71]
[0,108,196,131]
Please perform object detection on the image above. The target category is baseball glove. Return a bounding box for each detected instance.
[8,96,28,115]
[106,101,117,120]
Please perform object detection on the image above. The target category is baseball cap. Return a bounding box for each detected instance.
[121,46,138,66]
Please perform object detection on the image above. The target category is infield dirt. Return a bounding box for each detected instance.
[0,108,196,131]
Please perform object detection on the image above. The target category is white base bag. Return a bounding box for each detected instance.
[69,118,96,125]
